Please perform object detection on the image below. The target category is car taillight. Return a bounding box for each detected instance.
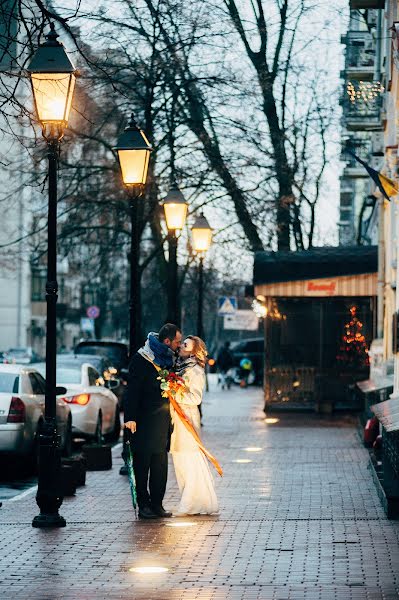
[7,397,25,423]
[65,393,91,406]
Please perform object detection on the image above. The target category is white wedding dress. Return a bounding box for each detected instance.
[170,364,219,515]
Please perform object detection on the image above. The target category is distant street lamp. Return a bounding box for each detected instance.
[28,23,77,528]
[191,214,212,339]
[114,114,152,355]
[163,186,188,324]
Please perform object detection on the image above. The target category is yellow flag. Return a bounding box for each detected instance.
[379,173,398,198]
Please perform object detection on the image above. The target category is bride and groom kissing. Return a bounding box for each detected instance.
[123,323,222,519]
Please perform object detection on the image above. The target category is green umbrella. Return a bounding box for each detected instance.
[125,431,137,516]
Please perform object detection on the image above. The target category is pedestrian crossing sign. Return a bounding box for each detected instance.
[218,296,237,316]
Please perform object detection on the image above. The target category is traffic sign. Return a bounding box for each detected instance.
[224,310,259,331]
[218,296,237,316]
[86,305,100,319]
[81,317,95,332]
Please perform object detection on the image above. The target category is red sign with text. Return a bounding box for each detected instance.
[305,280,337,296]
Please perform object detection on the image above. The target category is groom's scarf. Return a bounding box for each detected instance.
[138,332,175,369]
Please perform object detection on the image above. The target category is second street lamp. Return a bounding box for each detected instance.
[163,186,188,325]
[191,214,212,339]
[114,114,152,356]
[28,23,77,528]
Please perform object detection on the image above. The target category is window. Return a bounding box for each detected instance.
[245,341,264,353]
[0,1,17,71]
[56,367,82,385]
[231,342,245,353]
[0,373,19,393]
[31,269,47,302]
[34,373,46,394]
[29,373,45,395]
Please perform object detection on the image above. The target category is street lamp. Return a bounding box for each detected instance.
[114,114,152,355]
[162,186,188,324]
[191,214,212,339]
[28,23,76,528]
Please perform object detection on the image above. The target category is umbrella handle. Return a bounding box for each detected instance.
[126,427,135,445]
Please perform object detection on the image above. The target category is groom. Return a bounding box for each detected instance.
[124,323,182,519]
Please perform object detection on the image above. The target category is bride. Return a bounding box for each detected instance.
[170,335,219,515]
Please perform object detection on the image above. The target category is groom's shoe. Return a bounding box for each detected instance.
[151,505,172,518]
[138,506,159,520]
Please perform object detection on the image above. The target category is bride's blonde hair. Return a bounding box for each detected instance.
[187,335,208,368]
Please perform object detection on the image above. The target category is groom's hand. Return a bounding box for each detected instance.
[124,421,137,433]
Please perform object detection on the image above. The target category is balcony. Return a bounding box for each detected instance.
[349,0,384,8]
[344,31,375,79]
[342,95,383,131]
[340,190,354,210]
[341,136,373,177]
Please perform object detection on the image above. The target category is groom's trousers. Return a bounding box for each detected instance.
[133,451,168,509]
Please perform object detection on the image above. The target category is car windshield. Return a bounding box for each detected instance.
[0,373,19,393]
[77,345,125,364]
[56,367,82,385]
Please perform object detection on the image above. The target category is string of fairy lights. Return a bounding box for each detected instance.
[346,80,384,105]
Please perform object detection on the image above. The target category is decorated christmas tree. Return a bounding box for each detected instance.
[336,305,370,371]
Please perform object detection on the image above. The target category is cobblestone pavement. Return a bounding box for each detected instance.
[0,376,398,600]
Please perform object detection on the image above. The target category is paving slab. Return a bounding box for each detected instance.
[0,377,398,599]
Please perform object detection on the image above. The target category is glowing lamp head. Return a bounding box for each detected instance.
[27,23,76,128]
[191,213,212,253]
[163,187,188,231]
[114,114,152,187]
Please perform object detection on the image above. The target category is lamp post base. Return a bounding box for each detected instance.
[32,512,66,528]
[32,420,65,528]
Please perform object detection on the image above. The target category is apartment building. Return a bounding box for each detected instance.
[339,5,385,245]
[0,1,32,351]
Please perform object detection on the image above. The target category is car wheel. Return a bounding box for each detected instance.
[62,419,73,457]
[93,413,103,445]
[107,406,121,443]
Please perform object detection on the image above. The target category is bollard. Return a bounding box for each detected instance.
[82,444,112,471]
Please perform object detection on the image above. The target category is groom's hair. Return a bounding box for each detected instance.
[159,323,181,343]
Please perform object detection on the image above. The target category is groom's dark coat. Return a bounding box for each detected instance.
[124,353,172,453]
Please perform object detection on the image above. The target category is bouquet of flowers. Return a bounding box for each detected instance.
[157,370,187,399]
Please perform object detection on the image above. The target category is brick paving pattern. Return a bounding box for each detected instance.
[0,377,398,599]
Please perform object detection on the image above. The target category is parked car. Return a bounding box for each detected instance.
[35,360,120,443]
[56,353,124,406]
[74,340,129,380]
[230,338,264,385]
[3,347,41,364]
[0,364,72,463]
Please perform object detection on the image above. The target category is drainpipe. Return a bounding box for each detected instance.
[377,194,385,339]
[374,10,382,83]
[393,201,399,397]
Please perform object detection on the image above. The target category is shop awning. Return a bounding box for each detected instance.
[254,245,377,297]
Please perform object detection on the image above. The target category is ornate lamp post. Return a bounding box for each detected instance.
[28,23,76,528]
[191,214,212,339]
[163,186,188,324]
[114,115,152,355]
